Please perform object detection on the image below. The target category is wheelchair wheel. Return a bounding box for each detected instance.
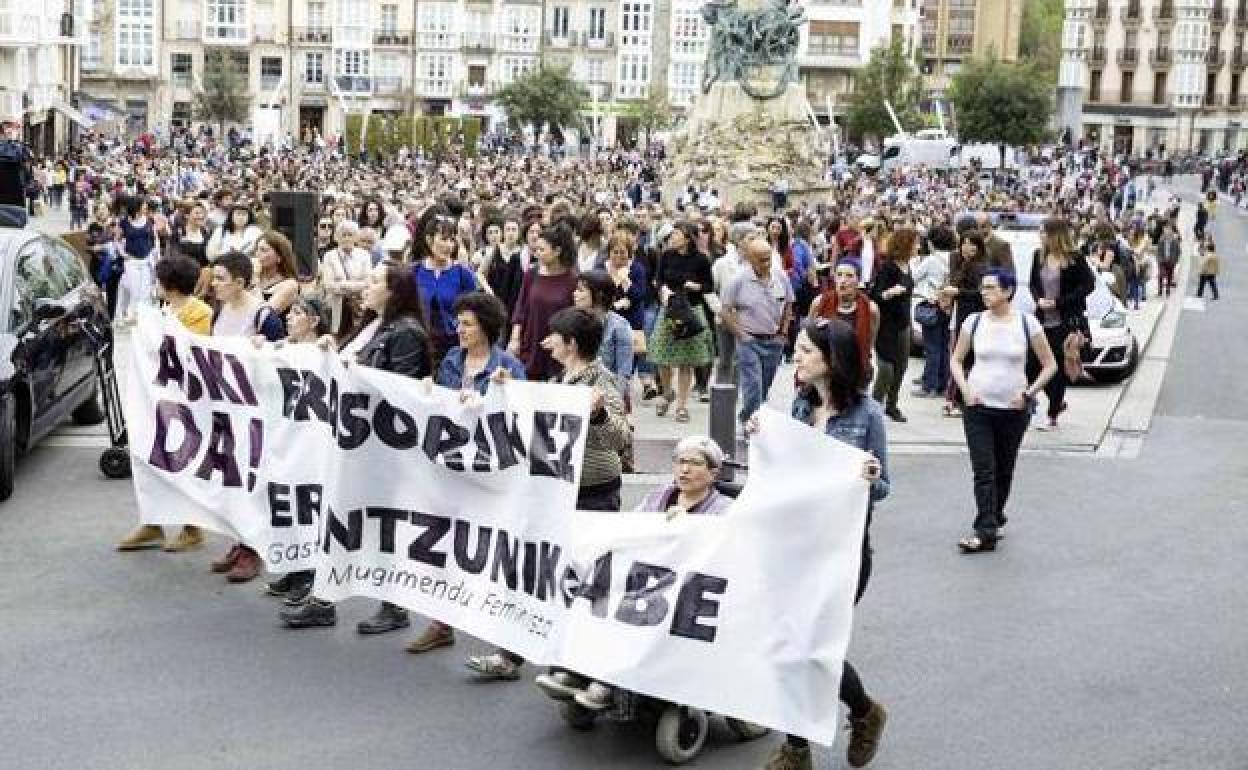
[655,705,708,765]
[559,701,597,731]
[100,447,132,479]
[725,717,770,741]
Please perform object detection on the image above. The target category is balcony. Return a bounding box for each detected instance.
[1238,6,1248,28]
[302,78,326,92]
[1207,49,1227,68]
[254,22,276,42]
[172,73,193,89]
[1149,47,1172,68]
[456,82,497,100]
[585,32,614,49]
[544,30,576,48]
[374,30,411,46]
[0,11,41,44]
[415,78,454,99]
[1234,49,1248,70]
[295,26,332,44]
[586,81,612,101]
[1232,92,1243,107]
[374,75,406,93]
[172,20,200,40]
[1212,3,1228,27]
[498,34,538,53]
[1117,48,1139,68]
[333,75,372,94]
[1092,1,1110,25]
[1089,46,1107,65]
[1204,93,1224,108]
[462,33,495,53]
[1120,3,1142,25]
[260,74,282,91]
[1154,2,1175,24]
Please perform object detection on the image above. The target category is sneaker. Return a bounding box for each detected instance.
[357,601,411,635]
[884,408,907,423]
[266,573,298,597]
[210,543,244,573]
[282,582,314,606]
[465,653,521,681]
[534,670,586,701]
[574,681,614,711]
[162,526,203,552]
[117,525,164,551]
[762,741,813,770]
[846,700,888,768]
[225,547,261,583]
[280,600,337,628]
[405,621,454,653]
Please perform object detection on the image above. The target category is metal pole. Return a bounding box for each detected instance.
[708,383,738,481]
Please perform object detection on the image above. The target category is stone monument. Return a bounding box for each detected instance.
[666,0,832,207]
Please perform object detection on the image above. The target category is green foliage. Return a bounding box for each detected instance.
[949,56,1055,161]
[193,49,251,133]
[462,117,481,158]
[344,114,364,156]
[395,115,415,153]
[1019,0,1064,79]
[493,65,588,139]
[413,115,431,155]
[628,86,673,143]
[365,114,387,159]
[844,40,925,143]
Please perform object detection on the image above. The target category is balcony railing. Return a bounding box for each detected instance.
[334,75,372,93]
[463,33,494,52]
[254,22,276,42]
[1117,48,1139,67]
[1093,2,1109,22]
[1120,3,1142,23]
[1238,6,1248,28]
[295,26,332,44]
[415,78,454,98]
[544,30,575,47]
[374,76,406,93]
[172,20,201,40]
[1231,92,1242,106]
[260,74,282,90]
[1089,46,1107,65]
[1205,93,1224,107]
[456,82,497,99]
[585,31,614,49]
[1149,47,1172,67]
[374,30,411,45]
[302,78,326,91]
[498,34,538,53]
[0,11,41,44]
[1154,2,1175,22]
[172,73,193,88]
[1207,49,1227,67]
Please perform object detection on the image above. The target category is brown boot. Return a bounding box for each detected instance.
[211,543,244,573]
[117,525,165,551]
[226,547,261,583]
[405,621,455,654]
[163,526,204,552]
[846,700,888,768]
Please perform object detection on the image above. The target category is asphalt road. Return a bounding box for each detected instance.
[2,185,1246,770]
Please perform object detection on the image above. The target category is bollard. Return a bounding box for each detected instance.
[708,383,738,481]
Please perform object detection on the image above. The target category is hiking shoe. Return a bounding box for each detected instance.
[283,582,314,606]
[210,544,244,573]
[163,526,203,552]
[280,600,337,628]
[405,622,454,653]
[847,700,888,767]
[465,653,521,681]
[574,681,614,711]
[762,741,813,770]
[117,525,164,551]
[534,670,586,701]
[357,601,410,635]
[225,547,261,583]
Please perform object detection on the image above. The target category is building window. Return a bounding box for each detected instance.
[617,51,650,98]
[586,58,606,82]
[261,56,282,78]
[467,64,486,87]
[1089,70,1102,102]
[380,3,398,33]
[1153,72,1167,104]
[1232,73,1242,106]
[205,0,247,41]
[418,3,457,48]
[500,56,534,82]
[305,51,324,83]
[621,1,652,47]
[669,60,701,106]
[308,0,326,29]
[172,101,193,127]
[808,21,860,56]
[500,7,539,51]
[1120,71,1133,102]
[336,49,370,76]
[588,7,606,40]
[84,32,102,70]
[171,52,193,85]
[671,4,707,57]
[552,6,570,37]
[116,0,155,69]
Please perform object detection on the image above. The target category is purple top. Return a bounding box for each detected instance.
[511,266,577,382]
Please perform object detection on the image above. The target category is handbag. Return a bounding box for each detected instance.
[665,292,705,341]
[914,300,943,328]
[631,329,648,355]
[1062,329,1087,382]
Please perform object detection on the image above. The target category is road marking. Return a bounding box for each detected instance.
[1183,297,1207,312]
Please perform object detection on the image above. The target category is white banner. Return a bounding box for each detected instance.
[125,307,869,745]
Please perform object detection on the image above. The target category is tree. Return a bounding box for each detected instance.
[843,40,926,145]
[193,49,251,136]
[493,65,588,143]
[949,56,1055,167]
[629,86,673,147]
[1019,0,1064,80]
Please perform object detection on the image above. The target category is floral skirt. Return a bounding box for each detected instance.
[648,305,713,368]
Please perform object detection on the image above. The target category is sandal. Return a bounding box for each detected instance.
[957,535,997,554]
[942,403,962,418]
[674,407,690,423]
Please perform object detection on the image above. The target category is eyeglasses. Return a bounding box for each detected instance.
[980,283,1002,292]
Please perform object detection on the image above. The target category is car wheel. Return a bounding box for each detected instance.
[72,388,107,426]
[655,706,708,765]
[99,447,132,480]
[0,394,16,501]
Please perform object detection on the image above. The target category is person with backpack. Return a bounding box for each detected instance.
[950,268,1058,554]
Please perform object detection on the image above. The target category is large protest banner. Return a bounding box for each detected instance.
[125,308,869,744]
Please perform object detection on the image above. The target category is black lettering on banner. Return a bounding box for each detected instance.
[557,414,583,483]
[490,530,520,590]
[521,541,538,595]
[326,377,340,436]
[269,482,292,526]
[367,507,408,554]
[562,552,613,618]
[614,562,676,627]
[530,411,582,482]
[671,573,728,643]
[295,484,321,526]
[536,542,562,601]
[470,421,493,472]
[486,411,526,470]
[194,412,242,487]
[337,391,371,450]
[190,347,243,405]
[277,368,302,417]
[322,506,362,552]
[374,400,420,449]
[423,415,471,471]
[408,512,450,567]
[148,400,202,472]
[297,370,331,423]
[453,520,492,574]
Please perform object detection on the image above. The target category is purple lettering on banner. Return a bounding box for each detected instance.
[226,353,259,406]
[246,417,263,492]
[154,336,184,389]
[194,412,243,487]
[147,400,202,473]
[190,346,242,405]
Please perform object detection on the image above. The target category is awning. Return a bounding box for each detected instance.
[49,99,96,128]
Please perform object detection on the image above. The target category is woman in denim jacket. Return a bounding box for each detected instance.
[758,317,890,770]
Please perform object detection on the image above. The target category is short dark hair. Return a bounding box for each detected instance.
[578,270,617,311]
[452,291,508,346]
[154,254,201,296]
[548,307,604,360]
[540,222,577,268]
[798,318,865,412]
[216,251,254,285]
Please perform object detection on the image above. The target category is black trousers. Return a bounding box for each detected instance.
[1197,275,1220,300]
[962,405,1029,539]
[1028,325,1068,419]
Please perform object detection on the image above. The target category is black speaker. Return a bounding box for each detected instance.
[270,191,320,280]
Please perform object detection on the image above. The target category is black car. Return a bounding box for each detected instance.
[0,220,110,500]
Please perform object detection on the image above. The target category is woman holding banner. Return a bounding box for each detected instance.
[280,261,435,631]
[754,318,890,770]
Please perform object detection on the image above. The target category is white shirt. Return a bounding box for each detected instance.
[964,311,1041,410]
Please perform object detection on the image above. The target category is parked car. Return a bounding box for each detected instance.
[0,210,110,500]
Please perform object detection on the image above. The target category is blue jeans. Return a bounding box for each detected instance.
[920,320,950,394]
[636,302,659,377]
[736,337,784,423]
